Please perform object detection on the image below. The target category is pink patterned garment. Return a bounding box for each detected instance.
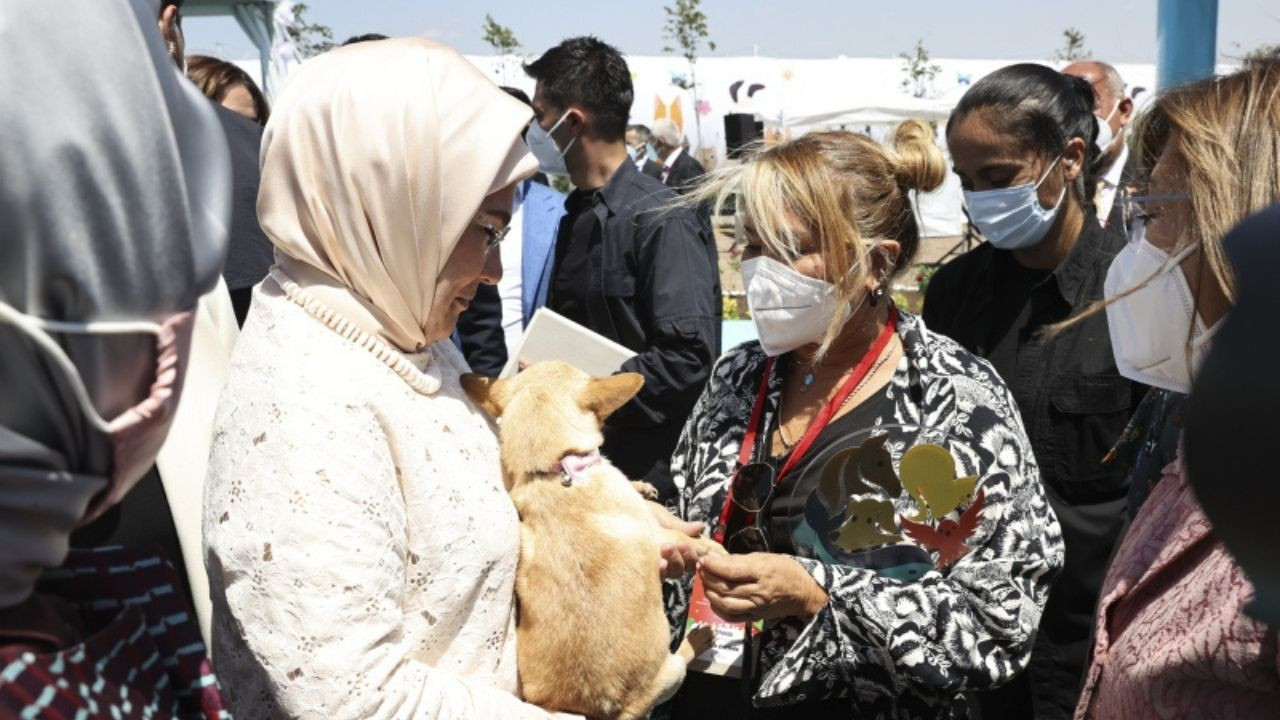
[1075,454,1280,719]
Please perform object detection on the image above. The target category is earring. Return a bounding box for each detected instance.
[869,284,886,306]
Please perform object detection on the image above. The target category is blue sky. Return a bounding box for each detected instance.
[185,0,1278,63]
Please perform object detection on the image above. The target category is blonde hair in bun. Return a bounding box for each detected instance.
[888,118,947,193]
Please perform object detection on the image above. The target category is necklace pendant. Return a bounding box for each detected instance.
[802,370,816,390]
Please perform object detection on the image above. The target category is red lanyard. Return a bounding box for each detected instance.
[713,307,899,543]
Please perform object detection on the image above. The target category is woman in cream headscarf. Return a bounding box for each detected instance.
[204,39,574,718]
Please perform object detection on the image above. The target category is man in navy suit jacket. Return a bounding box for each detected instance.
[455,176,566,375]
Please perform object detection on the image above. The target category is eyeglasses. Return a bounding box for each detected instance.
[475,218,511,253]
[724,461,776,554]
[1120,192,1189,234]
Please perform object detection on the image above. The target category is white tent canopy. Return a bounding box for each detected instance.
[459,54,1163,238]
[233,52,1187,238]
[235,49,1170,153]
[462,55,1165,156]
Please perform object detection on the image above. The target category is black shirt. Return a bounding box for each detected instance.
[212,104,272,327]
[986,252,1052,376]
[550,189,599,328]
[545,160,720,502]
[923,215,1144,720]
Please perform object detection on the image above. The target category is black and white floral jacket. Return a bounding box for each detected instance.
[666,311,1065,719]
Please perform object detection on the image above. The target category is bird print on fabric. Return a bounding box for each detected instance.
[900,443,979,522]
[900,488,987,570]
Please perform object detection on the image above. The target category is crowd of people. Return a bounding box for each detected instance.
[1,0,1278,718]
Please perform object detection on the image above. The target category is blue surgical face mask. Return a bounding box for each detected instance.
[963,155,1066,250]
[526,111,576,177]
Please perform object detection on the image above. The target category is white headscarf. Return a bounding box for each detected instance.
[258,38,539,353]
[0,0,230,607]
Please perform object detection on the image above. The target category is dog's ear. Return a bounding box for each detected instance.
[461,374,509,417]
[577,373,645,422]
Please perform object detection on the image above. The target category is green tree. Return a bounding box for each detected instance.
[662,0,716,153]
[899,39,941,98]
[481,14,520,54]
[285,2,334,59]
[1054,27,1090,62]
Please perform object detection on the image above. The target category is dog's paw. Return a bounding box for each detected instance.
[678,624,716,662]
[691,537,728,557]
[631,481,660,501]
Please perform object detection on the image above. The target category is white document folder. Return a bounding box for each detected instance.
[499,308,638,379]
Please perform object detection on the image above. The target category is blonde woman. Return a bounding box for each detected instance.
[203,39,612,719]
[667,124,1064,718]
[1073,56,1280,720]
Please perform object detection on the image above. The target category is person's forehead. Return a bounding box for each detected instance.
[1087,75,1113,102]
[531,83,556,111]
[1064,64,1109,97]
[949,111,1027,160]
[1078,71,1115,104]
[1070,68,1104,86]
[1149,135,1187,186]
[477,195,513,225]
[742,211,808,237]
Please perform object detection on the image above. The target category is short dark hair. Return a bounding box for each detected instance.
[948,63,1100,208]
[524,36,632,142]
[342,33,389,46]
[500,86,532,108]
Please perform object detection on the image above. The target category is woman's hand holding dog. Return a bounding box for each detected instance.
[698,552,829,623]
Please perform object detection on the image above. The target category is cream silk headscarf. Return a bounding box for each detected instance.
[257,38,539,353]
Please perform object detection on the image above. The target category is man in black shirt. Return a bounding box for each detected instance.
[524,37,720,502]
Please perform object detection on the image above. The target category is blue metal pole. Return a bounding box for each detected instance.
[1156,0,1219,90]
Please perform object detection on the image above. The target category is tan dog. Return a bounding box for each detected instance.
[462,361,721,720]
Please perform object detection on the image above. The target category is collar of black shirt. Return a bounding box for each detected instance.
[1050,212,1123,309]
[569,156,646,217]
[986,212,1118,310]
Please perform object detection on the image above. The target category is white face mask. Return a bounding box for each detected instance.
[741,256,855,357]
[525,110,576,177]
[1094,102,1119,155]
[1103,218,1220,394]
[963,156,1066,250]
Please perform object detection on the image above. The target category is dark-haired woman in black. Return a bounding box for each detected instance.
[923,64,1143,719]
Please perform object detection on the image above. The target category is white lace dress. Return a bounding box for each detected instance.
[204,282,556,719]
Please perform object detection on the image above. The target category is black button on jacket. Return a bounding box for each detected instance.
[547,160,721,502]
[923,216,1144,720]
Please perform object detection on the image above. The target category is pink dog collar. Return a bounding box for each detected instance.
[550,449,603,487]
